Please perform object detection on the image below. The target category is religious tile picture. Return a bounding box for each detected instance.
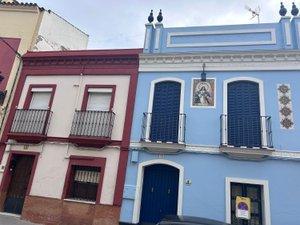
[191,78,215,107]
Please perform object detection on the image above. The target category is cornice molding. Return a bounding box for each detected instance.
[139,51,300,72]
[130,141,300,161]
[23,56,139,68]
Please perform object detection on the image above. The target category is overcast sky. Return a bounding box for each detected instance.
[32,0,292,49]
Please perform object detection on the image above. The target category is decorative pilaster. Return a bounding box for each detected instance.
[280,16,293,49]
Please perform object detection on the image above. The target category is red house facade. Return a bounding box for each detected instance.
[0,49,141,225]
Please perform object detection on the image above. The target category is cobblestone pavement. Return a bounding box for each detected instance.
[0,214,41,225]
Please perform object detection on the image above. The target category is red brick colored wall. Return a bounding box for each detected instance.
[21,195,120,225]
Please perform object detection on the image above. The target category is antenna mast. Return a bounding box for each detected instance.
[245,5,260,23]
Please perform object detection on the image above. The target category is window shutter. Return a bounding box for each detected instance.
[87,92,111,111]
[29,92,51,109]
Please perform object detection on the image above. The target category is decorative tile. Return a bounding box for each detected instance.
[277,84,294,129]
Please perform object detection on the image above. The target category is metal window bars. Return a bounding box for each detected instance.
[141,112,186,144]
[70,110,115,138]
[220,114,273,148]
[10,109,52,135]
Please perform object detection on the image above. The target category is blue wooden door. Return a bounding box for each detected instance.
[140,164,179,224]
[150,81,181,143]
[227,81,261,148]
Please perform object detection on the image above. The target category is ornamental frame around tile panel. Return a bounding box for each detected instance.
[132,159,184,224]
[225,177,271,225]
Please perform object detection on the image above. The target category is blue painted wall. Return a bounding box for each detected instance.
[121,16,300,225]
[131,71,300,151]
[121,151,300,225]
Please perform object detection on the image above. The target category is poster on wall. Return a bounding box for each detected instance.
[236,196,251,220]
[191,78,215,108]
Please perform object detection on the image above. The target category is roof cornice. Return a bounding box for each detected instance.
[139,50,300,72]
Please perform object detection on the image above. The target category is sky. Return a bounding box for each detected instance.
[32,0,293,49]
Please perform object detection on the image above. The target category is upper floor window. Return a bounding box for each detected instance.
[29,90,51,109]
[142,79,186,144]
[221,78,272,149]
[24,85,56,110]
[82,85,115,111]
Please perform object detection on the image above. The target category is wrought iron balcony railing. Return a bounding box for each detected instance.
[10,109,52,135]
[220,114,273,149]
[141,112,186,144]
[70,110,115,139]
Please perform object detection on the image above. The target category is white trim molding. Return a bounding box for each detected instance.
[145,77,185,143]
[132,159,184,224]
[139,51,300,72]
[222,77,267,147]
[225,177,271,225]
[167,29,276,48]
[130,141,300,160]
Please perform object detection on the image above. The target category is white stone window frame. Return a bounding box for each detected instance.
[225,177,271,225]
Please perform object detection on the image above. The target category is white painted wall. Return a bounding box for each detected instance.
[33,11,88,51]
[19,75,130,140]
[4,143,120,205]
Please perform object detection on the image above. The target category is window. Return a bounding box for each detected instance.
[82,85,115,111]
[87,90,112,111]
[24,85,56,110]
[29,91,51,109]
[68,165,100,202]
[62,156,106,204]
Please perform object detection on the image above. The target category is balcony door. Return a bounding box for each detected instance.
[227,81,261,148]
[150,81,181,143]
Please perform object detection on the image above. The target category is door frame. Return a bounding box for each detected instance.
[145,77,185,143]
[0,151,39,212]
[222,77,267,147]
[225,177,271,225]
[132,159,184,224]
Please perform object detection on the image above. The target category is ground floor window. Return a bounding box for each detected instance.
[230,182,263,225]
[68,165,100,202]
[62,156,106,204]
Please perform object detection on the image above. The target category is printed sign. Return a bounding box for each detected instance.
[236,196,251,220]
[191,78,215,108]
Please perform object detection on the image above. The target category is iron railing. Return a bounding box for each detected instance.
[220,114,273,148]
[10,109,52,135]
[141,112,186,144]
[70,110,115,138]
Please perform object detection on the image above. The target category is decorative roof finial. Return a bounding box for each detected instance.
[148,10,154,23]
[291,2,299,16]
[279,2,287,16]
[157,9,163,22]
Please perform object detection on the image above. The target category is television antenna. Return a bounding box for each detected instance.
[245,5,260,23]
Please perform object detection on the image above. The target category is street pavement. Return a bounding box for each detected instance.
[0,214,41,225]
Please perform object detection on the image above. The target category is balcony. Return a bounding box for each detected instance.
[8,109,52,143]
[69,110,115,148]
[220,114,273,159]
[140,112,186,153]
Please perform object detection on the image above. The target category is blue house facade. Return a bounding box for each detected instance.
[120,10,300,225]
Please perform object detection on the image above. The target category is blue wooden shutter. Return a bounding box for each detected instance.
[150,81,181,143]
[227,81,261,147]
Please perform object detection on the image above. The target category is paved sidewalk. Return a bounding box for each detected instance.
[0,214,41,225]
